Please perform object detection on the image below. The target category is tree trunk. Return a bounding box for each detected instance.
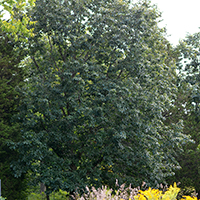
[46,194,50,200]
[40,182,46,194]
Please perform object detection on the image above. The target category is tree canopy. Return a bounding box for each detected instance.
[8,0,191,196]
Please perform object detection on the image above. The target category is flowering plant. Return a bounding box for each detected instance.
[77,182,198,200]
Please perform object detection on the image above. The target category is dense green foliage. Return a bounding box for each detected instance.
[0,1,36,198]
[2,0,200,199]
[8,0,191,196]
[166,32,200,197]
[0,28,28,199]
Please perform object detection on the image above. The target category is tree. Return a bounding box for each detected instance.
[0,27,28,199]
[11,0,190,197]
[166,31,200,197]
[0,1,37,199]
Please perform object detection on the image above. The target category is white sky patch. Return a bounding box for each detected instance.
[0,5,10,19]
[150,0,200,45]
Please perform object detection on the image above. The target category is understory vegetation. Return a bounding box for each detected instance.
[10,182,200,200]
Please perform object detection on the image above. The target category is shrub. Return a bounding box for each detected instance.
[28,189,68,200]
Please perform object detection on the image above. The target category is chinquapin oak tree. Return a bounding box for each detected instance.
[11,0,190,196]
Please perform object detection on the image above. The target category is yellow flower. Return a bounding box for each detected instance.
[181,196,198,200]
[134,187,162,200]
[162,183,180,200]
[134,194,147,200]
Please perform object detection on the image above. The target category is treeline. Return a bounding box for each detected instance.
[0,0,200,199]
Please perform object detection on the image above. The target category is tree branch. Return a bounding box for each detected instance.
[60,106,67,117]
[117,69,123,79]
[58,43,66,62]
[48,35,60,71]
[31,56,46,80]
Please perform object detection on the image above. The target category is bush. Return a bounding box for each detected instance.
[28,189,68,200]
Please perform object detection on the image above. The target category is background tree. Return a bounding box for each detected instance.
[0,1,35,198]
[166,32,200,197]
[11,0,190,197]
[0,26,28,199]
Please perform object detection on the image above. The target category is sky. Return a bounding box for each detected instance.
[149,0,200,46]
